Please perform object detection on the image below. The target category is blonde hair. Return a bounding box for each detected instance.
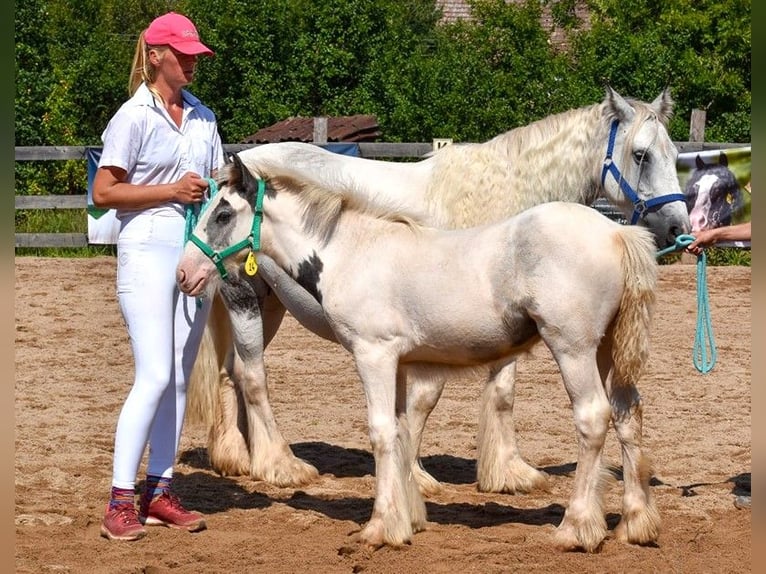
[128,29,168,103]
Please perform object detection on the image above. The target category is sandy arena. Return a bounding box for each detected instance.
[15,257,750,573]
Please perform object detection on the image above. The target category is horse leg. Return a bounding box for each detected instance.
[197,293,250,476]
[552,354,611,553]
[598,342,660,545]
[356,347,425,547]
[476,361,550,493]
[222,280,319,487]
[406,368,447,495]
[397,366,427,534]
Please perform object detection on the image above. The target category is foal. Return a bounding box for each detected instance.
[177,157,661,551]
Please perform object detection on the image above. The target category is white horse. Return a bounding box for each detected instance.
[187,87,689,495]
[177,155,661,551]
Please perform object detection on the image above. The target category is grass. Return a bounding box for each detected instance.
[659,247,751,266]
[15,209,117,258]
[15,246,117,257]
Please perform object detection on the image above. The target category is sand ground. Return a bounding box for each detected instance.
[15,257,750,573]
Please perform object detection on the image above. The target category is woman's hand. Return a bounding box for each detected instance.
[174,172,209,205]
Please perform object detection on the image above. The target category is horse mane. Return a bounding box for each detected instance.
[260,164,427,240]
[423,103,606,226]
[487,95,669,175]
[422,91,673,228]
[484,102,604,160]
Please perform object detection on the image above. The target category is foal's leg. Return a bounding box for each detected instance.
[221,277,319,487]
[356,347,425,547]
[201,293,250,476]
[397,367,427,534]
[476,360,550,493]
[406,369,448,495]
[599,346,660,545]
[552,354,611,552]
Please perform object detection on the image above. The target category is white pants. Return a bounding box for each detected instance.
[111,211,210,489]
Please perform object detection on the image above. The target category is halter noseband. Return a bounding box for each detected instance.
[188,177,266,280]
[601,119,686,224]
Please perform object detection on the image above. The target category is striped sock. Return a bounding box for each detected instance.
[108,487,135,510]
[144,474,172,501]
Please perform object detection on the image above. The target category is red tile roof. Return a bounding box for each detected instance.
[242,115,381,144]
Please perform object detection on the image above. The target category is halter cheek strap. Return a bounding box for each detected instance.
[601,120,686,224]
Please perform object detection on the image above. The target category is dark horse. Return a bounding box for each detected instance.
[685,152,743,231]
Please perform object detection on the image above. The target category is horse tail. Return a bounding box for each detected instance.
[612,226,658,388]
[186,293,230,427]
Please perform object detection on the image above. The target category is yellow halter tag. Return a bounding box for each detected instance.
[244,251,258,276]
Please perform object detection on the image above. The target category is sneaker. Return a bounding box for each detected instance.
[733,495,751,510]
[139,491,206,532]
[100,503,146,541]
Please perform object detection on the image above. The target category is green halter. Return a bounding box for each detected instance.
[188,177,265,280]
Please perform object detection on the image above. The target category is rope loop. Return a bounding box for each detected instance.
[655,234,717,373]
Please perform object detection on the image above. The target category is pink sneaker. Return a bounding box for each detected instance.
[139,491,206,532]
[100,503,146,541]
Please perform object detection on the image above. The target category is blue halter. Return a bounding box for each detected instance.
[601,120,686,224]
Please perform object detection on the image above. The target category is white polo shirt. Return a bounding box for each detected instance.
[99,82,225,219]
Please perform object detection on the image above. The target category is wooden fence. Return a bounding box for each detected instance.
[15,140,745,249]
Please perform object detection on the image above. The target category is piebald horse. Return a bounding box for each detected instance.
[177,155,661,551]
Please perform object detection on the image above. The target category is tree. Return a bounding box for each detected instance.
[566,0,750,142]
[14,0,750,167]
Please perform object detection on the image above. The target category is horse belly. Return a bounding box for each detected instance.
[400,308,540,366]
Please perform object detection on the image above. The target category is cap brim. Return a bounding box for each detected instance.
[170,40,214,56]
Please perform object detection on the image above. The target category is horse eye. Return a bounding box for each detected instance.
[215,210,232,226]
[633,150,649,164]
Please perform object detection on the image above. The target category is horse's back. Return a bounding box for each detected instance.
[510,202,625,255]
[237,142,434,199]
[504,202,655,313]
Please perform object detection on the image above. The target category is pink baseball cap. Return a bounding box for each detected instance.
[144,12,214,56]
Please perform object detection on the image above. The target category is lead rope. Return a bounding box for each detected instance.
[184,178,219,245]
[656,235,717,373]
[184,178,219,308]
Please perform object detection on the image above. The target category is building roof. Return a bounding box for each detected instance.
[241,114,381,144]
[436,0,472,22]
[436,0,589,48]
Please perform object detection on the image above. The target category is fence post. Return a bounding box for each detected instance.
[312,117,328,143]
[689,109,706,143]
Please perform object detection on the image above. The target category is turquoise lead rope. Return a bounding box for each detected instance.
[656,234,717,373]
[183,178,219,308]
[184,178,219,245]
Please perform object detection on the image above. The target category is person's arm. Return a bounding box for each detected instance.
[92,166,210,210]
[686,221,751,254]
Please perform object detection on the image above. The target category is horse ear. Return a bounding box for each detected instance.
[230,153,261,199]
[650,87,674,124]
[605,85,635,122]
[718,151,729,167]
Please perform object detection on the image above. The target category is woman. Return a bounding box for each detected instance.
[93,12,224,541]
